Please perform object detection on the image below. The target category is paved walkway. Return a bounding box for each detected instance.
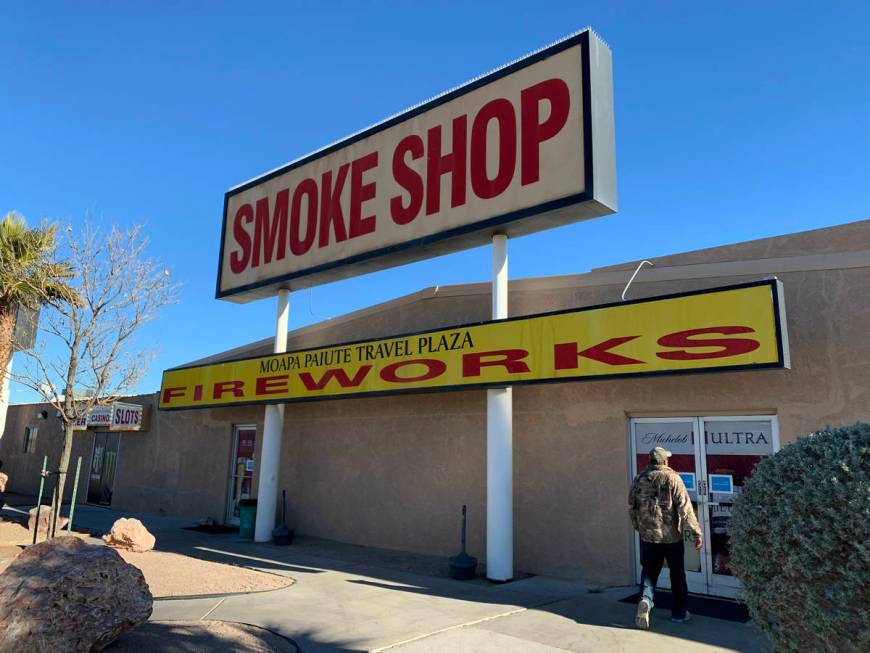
[3,498,770,652]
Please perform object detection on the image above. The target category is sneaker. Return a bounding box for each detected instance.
[635,597,652,629]
[671,611,691,623]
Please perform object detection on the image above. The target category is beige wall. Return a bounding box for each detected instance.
[3,222,868,586]
[0,397,260,524]
[0,404,94,505]
[257,264,869,584]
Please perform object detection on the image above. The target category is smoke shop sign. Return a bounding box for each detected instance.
[217,30,616,302]
[161,280,789,410]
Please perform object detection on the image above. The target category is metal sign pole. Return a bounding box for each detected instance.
[254,288,290,542]
[487,234,513,581]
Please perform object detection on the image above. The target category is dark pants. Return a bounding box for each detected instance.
[640,540,688,618]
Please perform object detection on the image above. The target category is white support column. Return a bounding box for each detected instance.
[255,288,290,542]
[487,234,513,581]
[0,358,12,442]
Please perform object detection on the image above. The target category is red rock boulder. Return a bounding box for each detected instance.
[0,536,153,652]
[28,506,68,536]
[102,518,156,553]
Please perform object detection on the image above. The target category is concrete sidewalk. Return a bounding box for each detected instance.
[149,557,767,653]
[4,498,770,652]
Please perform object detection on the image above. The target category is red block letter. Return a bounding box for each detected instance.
[657,327,760,360]
[349,152,378,238]
[380,359,446,383]
[290,178,318,256]
[462,349,530,377]
[318,164,350,248]
[391,135,424,225]
[470,98,517,199]
[229,204,254,274]
[213,380,245,399]
[253,189,289,267]
[299,366,372,391]
[256,375,290,396]
[161,386,186,404]
[521,78,570,186]
[554,337,643,369]
[426,115,467,215]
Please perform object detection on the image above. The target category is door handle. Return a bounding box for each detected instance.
[698,480,708,496]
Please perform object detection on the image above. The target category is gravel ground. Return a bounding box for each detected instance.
[0,518,293,597]
[0,519,30,544]
[0,517,89,545]
[116,549,293,597]
[0,518,91,572]
[106,620,298,652]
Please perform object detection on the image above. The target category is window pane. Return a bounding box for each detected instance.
[23,427,38,453]
[704,419,774,577]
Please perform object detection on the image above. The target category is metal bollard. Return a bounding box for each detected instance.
[66,457,82,534]
[32,456,48,545]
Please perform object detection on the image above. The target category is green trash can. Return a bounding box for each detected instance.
[238,499,257,539]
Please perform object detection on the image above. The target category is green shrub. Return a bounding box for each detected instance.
[729,423,870,652]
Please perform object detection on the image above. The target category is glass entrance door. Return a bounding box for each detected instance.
[631,418,708,594]
[226,425,256,526]
[87,432,120,506]
[701,416,777,596]
[630,416,778,598]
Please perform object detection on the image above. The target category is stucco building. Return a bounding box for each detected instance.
[2,219,868,596]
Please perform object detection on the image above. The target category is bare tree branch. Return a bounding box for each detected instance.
[14,220,181,531]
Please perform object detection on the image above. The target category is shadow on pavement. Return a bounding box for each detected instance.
[344,577,768,652]
[9,495,769,653]
[106,620,299,652]
[172,534,769,652]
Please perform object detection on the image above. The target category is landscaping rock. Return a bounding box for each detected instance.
[0,536,153,652]
[103,518,156,553]
[28,506,68,536]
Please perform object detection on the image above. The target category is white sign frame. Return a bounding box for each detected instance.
[109,402,144,432]
[87,406,112,428]
[72,403,145,432]
[216,29,616,302]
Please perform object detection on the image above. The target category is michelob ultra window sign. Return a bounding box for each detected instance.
[161,280,789,410]
[217,30,616,302]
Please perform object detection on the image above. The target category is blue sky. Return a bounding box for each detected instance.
[2,1,868,402]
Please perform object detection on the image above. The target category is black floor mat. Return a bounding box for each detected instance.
[619,590,750,622]
[182,524,240,535]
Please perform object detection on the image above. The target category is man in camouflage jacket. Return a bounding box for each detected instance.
[628,446,702,629]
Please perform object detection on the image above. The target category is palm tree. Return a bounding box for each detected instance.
[0,211,78,389]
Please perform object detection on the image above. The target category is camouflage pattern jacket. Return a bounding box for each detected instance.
[628,463,702,544]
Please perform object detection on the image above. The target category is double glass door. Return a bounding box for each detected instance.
[630,416,779,598]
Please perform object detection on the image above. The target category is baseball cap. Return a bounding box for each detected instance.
[649,446,672,463]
